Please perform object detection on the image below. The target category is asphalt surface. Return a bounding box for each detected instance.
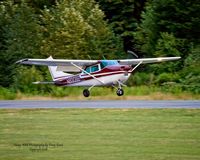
[0,100,199,109]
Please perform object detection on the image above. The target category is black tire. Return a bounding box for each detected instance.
[116,88,124,96]
[83,89,90,97]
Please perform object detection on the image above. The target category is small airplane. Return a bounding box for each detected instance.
[17,56,181,97]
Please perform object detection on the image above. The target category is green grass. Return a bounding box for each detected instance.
[0,109,200,160]
[1,86,200,100]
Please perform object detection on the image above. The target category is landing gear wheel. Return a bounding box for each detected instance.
[83,89,90,97]
[116,88,124,96]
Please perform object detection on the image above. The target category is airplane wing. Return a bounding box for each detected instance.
[17,58,98,66]
[17,56,181,72]
[16,56,98,72]
[118,57,181,65]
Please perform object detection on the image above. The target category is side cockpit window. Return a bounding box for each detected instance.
[85,66,91,73]
[91,65,99,72]
[83,64,100,74]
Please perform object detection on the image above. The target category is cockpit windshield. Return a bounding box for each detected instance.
[100,60,119,69]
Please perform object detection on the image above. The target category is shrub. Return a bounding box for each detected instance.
[0,87,16,100]
[12,66,49,94]
[127,72,155,86]
[155,73,180,85]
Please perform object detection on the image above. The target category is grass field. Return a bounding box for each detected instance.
[1,86,200,100]
[0,109,200,160]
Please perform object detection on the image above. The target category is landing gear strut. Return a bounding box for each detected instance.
[114,80,125,96]
[83,89,90,97]
[116,88,124,96]
[83,85,95,97]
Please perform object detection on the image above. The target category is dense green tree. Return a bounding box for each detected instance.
[179,44,200,93]
[0,0,199,94]
[41,0,123,59]
[133,0,200,92]
[134,0,200,57]
[0,1,42,87]
[96,0,147,53]
[0,0,122,88]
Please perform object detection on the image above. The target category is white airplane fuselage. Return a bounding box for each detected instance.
[54,63,132,87]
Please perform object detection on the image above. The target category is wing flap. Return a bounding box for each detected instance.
[56,66,81,72]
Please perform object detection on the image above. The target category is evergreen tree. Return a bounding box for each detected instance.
[97,0,147,53]
[134,0,200,91]
[0,1,42,87]
[134,0,200,57]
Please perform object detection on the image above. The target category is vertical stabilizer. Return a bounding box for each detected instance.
[47,56,72,81]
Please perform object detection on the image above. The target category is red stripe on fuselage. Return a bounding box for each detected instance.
[81,71,126,80]
[55,65,131,86]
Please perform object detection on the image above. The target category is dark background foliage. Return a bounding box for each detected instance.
[0,0,199,94]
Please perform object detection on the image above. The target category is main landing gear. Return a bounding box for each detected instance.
[83,88,124,97]
[83,85,95,97]
[82,81,125,97]
[83,89,90,97]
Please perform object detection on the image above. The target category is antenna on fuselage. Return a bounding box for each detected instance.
[102,55,107,60]
[127,50,139,59]
[87,55,92,60]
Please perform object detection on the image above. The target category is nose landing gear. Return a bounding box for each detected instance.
[115,80,126,96]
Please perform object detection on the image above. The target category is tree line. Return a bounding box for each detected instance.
[0,0,199,94]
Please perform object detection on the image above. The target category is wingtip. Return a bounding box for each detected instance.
[15,59,28,64]
[159,56,181,62]
[173,56,181,60]
[32,81,40,84]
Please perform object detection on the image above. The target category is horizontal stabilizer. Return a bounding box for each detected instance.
[32,81,55,84]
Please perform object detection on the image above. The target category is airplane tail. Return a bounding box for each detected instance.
[47,56,72,81]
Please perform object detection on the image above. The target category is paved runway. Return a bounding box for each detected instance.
[0,100,199,109]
